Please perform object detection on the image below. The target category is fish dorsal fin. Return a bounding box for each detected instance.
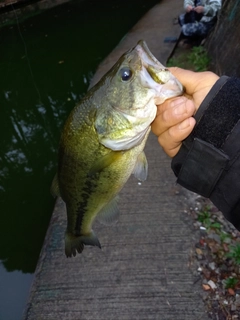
[132,151,148,181]
[97,196,120,225]
[50,173,61,197]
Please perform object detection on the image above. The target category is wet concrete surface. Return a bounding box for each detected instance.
[23,1,210,319]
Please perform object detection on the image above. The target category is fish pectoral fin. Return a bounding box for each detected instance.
[89,151,123,176]
[50,173,61,197]
[65,231,101,258]
[97,196,120,225]
[132,151,148,181]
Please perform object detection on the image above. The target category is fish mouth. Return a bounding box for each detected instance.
[136,40,163,68]
[134,40,183,103]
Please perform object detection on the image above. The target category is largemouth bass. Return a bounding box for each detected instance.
[51,40,183,257]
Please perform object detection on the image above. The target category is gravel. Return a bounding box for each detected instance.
[188,195,240,319]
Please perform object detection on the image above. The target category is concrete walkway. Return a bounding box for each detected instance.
[23,1,209,319]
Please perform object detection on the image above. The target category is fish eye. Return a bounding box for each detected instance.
[119,67,132,82]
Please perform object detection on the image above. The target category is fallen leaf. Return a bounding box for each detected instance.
[202,269,211,279]
[196,248,203,255]
[202,284,211,291]
[228,288,235,295]
[208,280,217,290]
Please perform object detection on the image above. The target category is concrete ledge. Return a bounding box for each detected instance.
[0,0,73,26]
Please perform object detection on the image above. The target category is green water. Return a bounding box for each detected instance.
[0,0,160,319]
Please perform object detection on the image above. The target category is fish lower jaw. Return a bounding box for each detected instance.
[154,88,183,105]
[101,125,151,151]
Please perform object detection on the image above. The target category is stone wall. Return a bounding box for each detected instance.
[206,0,240,77]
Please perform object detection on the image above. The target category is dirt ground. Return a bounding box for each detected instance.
[169,39,240,319]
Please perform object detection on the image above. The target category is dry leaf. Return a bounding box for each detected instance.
[208,280,217,290]
[228,288,235,295]
[196,248,203,255]
[202,284,211,291]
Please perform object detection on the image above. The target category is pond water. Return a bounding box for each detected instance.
[0,0,160,319]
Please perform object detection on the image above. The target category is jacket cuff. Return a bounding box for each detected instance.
[171,76,240,230]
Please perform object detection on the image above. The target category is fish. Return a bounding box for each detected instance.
[51,40,183,257]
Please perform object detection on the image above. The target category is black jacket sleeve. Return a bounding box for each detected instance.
[171,76,240,230]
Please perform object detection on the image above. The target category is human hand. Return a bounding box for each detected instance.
[186,5,193,12]
[151,67,219,157]
[152,97,196,157]
[194,6,204,13]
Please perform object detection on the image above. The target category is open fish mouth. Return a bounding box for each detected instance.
[136,40,163,67]
[134,40,183,104]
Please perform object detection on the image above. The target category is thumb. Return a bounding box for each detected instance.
[168,67,219,97]
[168,67,201,95]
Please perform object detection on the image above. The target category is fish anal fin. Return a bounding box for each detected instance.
[133,151,148,181]
[97,196,120,226]
[65,231,101,258]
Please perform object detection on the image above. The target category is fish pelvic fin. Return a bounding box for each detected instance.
[65,231,101,258]
[50,173,61,197]
[132,151,148,181]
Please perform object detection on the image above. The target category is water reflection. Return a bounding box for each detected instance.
[0,26,93,272]
[0,86,86,272]
[0,262,33,319]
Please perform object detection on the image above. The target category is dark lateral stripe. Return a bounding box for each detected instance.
[74,176,98,235]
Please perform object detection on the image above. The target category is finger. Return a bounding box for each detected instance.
[151,97,195,136]
[156,97,184,115]
[168,67,201,95]
[158,117,196,158]
[168,67,219,96]
[156,96,195,116]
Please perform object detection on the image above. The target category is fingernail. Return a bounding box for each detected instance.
[171,97,184,108]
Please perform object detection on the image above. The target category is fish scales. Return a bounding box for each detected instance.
[51,40,183,257]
